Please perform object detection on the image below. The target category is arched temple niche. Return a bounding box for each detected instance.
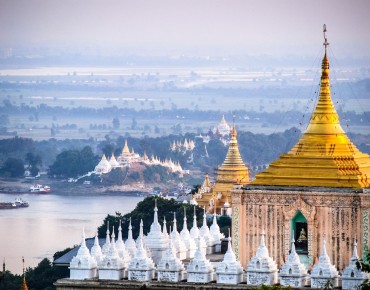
[283,195,316,267]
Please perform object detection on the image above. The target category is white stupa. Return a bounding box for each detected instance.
[101,222,111,256]
[170,213,187,260]
[90,232,103,265]
[157,231,186,282]
[145,199,169,265]
[342,239,369,289]
[214,115,231,136]
[279,236,310,287]
[246,230,278,285]
[99,226,126,280]
[125,218,137,257]
[187,236,215,283]
[162,217,169,239]
[216,229,243,285]
[115,221,131,265]
[209,213,224,253]
[94,154,112,174]
[135,218,152,259]
[69,227,98,280]
[311,240,340,288]
[199,207,213,254]
[179,208,196,259]
[189,206,207,255]
[109,154,120,168]
[128,220,156,281]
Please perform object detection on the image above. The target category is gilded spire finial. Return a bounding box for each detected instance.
[323,24,329,52]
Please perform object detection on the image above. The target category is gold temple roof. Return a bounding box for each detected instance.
[252,36,370,189]
[213,124,250,191]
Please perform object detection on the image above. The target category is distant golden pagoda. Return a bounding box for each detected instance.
[252,40,370,189]
[196,124,250,214]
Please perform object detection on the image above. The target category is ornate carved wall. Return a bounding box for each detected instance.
[232,187,370,270]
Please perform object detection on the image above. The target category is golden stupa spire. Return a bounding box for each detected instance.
[214,120,249,185]
[21,257,29,290]
[122,139,130,154]
[252,25,370,189]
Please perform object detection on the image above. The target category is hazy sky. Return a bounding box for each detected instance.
[1,0,369,57]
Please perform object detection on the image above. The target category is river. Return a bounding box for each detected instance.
[0,193,143,274]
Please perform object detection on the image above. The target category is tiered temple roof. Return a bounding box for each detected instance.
[251,44,370,189]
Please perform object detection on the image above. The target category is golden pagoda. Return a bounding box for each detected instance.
[232,26,370,272]
[197,123,250,214]
[252,33,370,189]
[122,139,130,155]
[20,257,29,290]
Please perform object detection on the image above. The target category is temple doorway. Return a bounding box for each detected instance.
[290,211,309,265]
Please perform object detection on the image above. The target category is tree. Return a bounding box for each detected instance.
[0,158,24,178]
[25,152,42,176]
[112,117,120,130]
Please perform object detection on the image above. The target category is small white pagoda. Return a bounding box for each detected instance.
[69,228,98,280]
[279,236,310,287]
[199,207,214,254]
[145,199,169,265]
[127,220,156,281]
[311,240,340,288]
[216,230,243,285]
[90,232,103,265]
[209,213,224,253]
[187,236,215,283]
[99,227,126,280]
[162,217,169,239]
[157,234,186,282]
[125,218,137,257]
[246,230,278,286]
[341,240,368,289]
[94,154,112,174]
[179,208,196,259]
[189,206,207,255]
[101,222,111,256]
[170,213,187,260]
[115,221,131,266]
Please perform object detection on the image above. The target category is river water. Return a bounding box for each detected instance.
[0,193,143,274]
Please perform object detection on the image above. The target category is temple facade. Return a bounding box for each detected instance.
[232,29,370,271]
[195,124,250,215]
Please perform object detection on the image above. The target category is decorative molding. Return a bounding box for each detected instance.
[232,206,240,260]
[363,211,369,261]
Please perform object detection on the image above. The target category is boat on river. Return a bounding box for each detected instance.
[29,184,51,193]
[0,197,29,209]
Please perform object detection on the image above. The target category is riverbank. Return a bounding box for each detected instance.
[0,176,176,197]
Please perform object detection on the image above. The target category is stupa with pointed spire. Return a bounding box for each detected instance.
[252,26,370,189]
[196,121,250,214]
[216,229,244,284]
[341,240,368,289]
[311,240,339,288]
[90,232,103,265]
[145,199,169,264]
[170,213,187,260]
[232,25,370,271]
[127,220,156,281]
[69,228,98,280]
[116,221,131,266]
[125,218,137,257]
[246,230,278,286]
[210,213,224,253]
[94,154,112,174]
[279,235,310,287]
[180,208,196,259]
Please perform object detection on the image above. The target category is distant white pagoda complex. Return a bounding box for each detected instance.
[69,228,98,280]
[94,139,185,175]
[311,240,340,288]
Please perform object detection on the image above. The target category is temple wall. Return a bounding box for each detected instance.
[232,188,370,270]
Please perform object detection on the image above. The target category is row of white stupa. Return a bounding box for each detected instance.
[94,153,183,175]
[69,204,368,289]
[170,139,196,152]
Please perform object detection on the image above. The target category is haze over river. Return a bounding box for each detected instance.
[0,193,143,274]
